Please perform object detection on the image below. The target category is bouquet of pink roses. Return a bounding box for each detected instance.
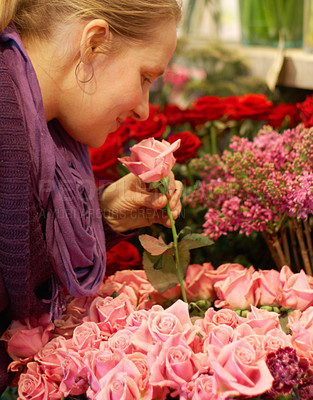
[2,263,313,400]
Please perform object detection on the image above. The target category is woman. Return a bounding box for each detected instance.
[0,0,183,392]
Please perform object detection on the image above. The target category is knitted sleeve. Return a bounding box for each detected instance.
[0,52,32,318]
[0,53,52,321]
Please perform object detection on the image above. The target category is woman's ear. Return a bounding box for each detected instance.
[79,19,110,61]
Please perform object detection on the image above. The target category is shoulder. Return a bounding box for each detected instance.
[0,52,26,140]
[0,50,18,93]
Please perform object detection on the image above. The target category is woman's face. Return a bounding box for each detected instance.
[58,21,177,148]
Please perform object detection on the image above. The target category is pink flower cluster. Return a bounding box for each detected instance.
[3,263,313,399]
[184,125,313,239]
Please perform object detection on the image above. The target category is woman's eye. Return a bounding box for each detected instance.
[143,76,152,85]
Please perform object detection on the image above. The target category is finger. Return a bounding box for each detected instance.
[168,180,183,209]
[167,171,176,197]
[149,209,172,228]
[137,208,169,227]
[131,191,168,210]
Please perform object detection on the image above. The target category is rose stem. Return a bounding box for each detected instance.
[166,199,188,303]
[186,163,195,187]
[210,125,218,155]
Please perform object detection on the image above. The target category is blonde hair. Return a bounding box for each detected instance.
[0,0,182,44]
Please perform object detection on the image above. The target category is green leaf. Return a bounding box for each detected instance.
[149,181,163,191]
[279,312,292,334]
[149,176,170,194]
[139,234,173,256]
[178,233,214,251]
[177,226,193,240]
[176,245,191,279]
[143,250,180,293]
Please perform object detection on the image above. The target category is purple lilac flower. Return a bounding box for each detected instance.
[266,346,309,397]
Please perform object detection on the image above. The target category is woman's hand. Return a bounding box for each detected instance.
[100,172,183,232]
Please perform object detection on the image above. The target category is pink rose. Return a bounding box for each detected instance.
[288,307,313,363]
[127,352,152,397]
[118,137,181,182]
[95,358,142,400]
[202,324,235,356]
[84,348,123,396]
[18,362,60,400]
[102,270,151,291]
[87,293,134,332]
[125,309,150,332]
[280,265,313,310]
[97,280,138,308]
[149,334,201,398]
[4,314,54,362]
[56,349,87,397]
[72,321,102,351]
[263,328,292,354]
[195,308,240,337]
[188,374,220,400]
[34,337,68,382]
[205,263,246,285]
[258,269,283,306]
[131,300,196,352]
[108,328,134,354]
[35,343,86,396]
[98,270,155,308]
[54,296,94,338]
[237,330,266,361]
[242,306,280,335]
[185,263,216,302]
[214,266,259,310]
[288,306,313,332]
[290,327,313,364]
[208,339,274,397]
[163,64,190,87]
[35,335,67,360]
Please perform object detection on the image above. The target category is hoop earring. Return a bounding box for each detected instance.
[75,59,94,83]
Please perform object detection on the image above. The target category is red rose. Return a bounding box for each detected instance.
[163,104,188,126]
[89,129,125,185]
[298,95,313,127]
[267,103,301,129]
[105,241,142,276]
[167,131,202,163]
[128,104,167,141]
[225,94,273,121]
[186,96,227,126]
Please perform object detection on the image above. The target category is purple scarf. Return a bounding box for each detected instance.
[1,27,106,316]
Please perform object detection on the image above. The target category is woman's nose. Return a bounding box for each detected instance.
[132,90,150,121]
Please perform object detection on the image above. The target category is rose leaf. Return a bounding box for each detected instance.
[178,233,214,251]
[139,234,173,256]
[143,249,179,293]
